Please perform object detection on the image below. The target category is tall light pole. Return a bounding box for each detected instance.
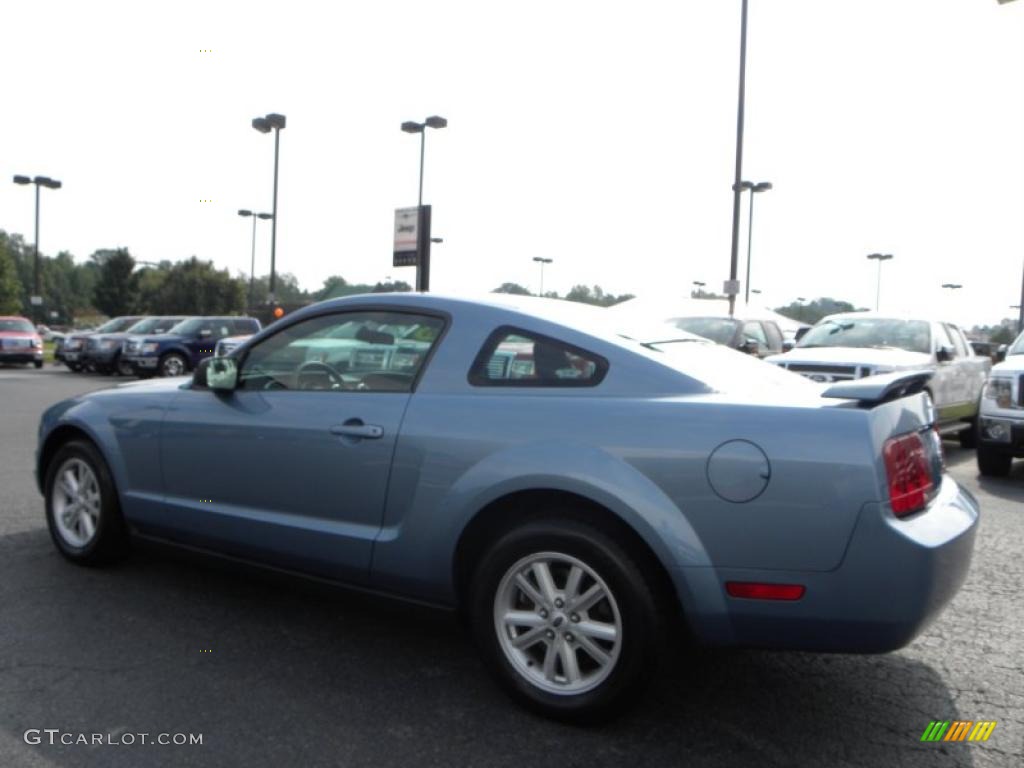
[532,257,553,296]
[736,180,772,306]
[727,0,752,318]
[12,174,61,321]
[796,296,807,323]
[866,253,893,311]
[401,115,447,292]
[251,113,286,305]
[997,0,1022,328]
[238,210,273,309]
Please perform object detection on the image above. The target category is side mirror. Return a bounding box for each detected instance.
[741,339,761,356]
[782,340,795,352]
[996,345,1007,363]
[194,356,238,391]
[936,345,954,363]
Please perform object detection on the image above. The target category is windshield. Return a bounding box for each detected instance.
[797,317,931,354]
[669,317,739,345]
[167,318,204,335]
[126,316,184,334]
[95,317,139,333]
[0,318,35,333]
[1009,331,1024,356]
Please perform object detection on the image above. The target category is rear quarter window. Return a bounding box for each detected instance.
[468,327,608,387]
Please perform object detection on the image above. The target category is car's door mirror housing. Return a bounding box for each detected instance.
[741,339,761,356]
[996,344,1007,363]
[782,340,795,352]
[194,356,238,391]
[936,345,954,363]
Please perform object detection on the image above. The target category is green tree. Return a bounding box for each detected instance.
[564,284,634,307]
[149,257,243,314]
[774,297,858,325]
[493,282,532,296]
[92,248,139,316]
[0,239,23,314]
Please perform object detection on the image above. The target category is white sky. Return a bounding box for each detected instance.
[1,0,1021,327]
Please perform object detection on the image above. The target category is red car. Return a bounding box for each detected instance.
[0,316,44,369]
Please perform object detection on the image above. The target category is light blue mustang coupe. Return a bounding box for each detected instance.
[36,293,979,721]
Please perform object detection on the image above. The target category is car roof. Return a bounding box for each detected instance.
[816,311,949,324]
[292,292,702,345]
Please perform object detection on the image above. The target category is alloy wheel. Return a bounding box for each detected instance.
[493,551,623,696]
[51,458,102,548]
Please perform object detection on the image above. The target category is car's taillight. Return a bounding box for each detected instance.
[883,431,934,517]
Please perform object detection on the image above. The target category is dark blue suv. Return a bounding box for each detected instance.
[122,316,261,377]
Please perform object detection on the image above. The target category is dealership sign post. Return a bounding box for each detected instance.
[393,205,433,291]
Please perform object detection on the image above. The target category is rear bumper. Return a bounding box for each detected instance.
[676,477,978,652]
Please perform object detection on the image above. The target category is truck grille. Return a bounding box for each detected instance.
[785,363,865,382]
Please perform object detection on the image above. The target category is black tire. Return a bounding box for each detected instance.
[468,517,663,723]
[116,355,135,377]
[44,439,129,565]
[977,443,1012,477]
[159,352,189,377]
[958,421,977,449]
[66,362,82,373]
[33,360,43,369]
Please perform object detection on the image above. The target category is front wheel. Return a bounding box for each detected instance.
[116,356,135,377]
[468,518,663,722]
[44,440,129,565]
[958,420,977,449]
[977,443,1012,477]
[33,360,43,369]
[159,352,189,377]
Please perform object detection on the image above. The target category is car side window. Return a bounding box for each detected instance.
[742,322,768,348]
[235,319,259,334]
[762,321,783,352]
[946,324,969,358]
[238,310,444,393]
[936,324,958,357]
[469,327,608,387]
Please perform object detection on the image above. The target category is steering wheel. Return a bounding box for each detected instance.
[296,360,347,391]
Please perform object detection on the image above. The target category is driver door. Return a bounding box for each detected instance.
[156,309,446,583]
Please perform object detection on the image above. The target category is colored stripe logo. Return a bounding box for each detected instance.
[921,721,996,742]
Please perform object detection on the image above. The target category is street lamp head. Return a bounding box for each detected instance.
[752,181,773,193]
[257,213,274,220]
[693,280,706,287]
[13,175,31,185]
[733,181,754,192]
[252,117,271,133]
[941,283,963,289]
[424,115,448,130]
[401,121,424,134]
[867,253,893,262]
[430,237,443,243]
[265,113,286,130]
[238,209,253,217]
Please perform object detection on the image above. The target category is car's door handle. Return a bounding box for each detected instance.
[330,422,384,439]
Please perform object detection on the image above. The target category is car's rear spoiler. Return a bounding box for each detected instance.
[820,370,933,406]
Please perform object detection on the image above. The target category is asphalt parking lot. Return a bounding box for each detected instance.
[1,365,1022,768]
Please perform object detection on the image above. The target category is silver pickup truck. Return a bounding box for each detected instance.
[766,312,991,445]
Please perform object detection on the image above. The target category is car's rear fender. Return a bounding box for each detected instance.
[372,438,718,618]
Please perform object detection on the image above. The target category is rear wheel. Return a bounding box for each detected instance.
[33,360,43,369]
[977,443,1012,477]
[44,440,129,565]
[159,352,188,377]
[468,518,663,722]
[66,362,82,372]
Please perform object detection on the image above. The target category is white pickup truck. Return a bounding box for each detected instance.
[976,329,1024,476]
[766,312,991,445]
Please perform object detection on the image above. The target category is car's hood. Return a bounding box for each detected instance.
[766,346,932,368]
[991,355,1024,376]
